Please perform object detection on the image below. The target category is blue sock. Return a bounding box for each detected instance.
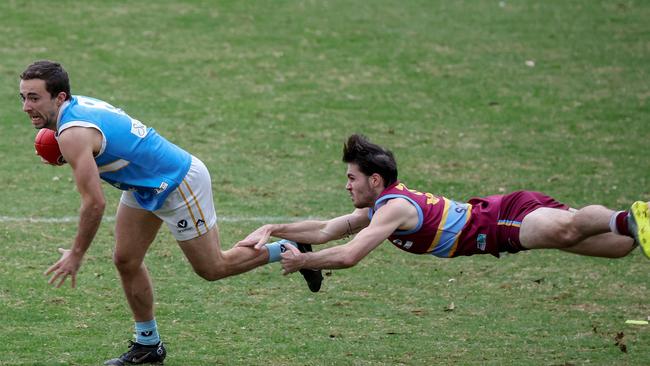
[135,319,160,345]
[265,239,297,263]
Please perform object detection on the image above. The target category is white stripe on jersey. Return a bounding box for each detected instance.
[98,159,130,173]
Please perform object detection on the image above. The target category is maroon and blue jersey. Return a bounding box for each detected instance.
[369,182,569,258]
[368,181,472,257]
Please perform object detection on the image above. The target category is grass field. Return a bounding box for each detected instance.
[1,1,649,365]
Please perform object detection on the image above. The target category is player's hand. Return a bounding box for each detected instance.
[236,225,274,250]
[44,248,82,288]
[280,243,304,275]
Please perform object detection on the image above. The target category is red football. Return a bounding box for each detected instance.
[34,129,66,165]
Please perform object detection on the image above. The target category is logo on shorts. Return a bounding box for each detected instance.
[391,239,413,250]
[176,219,196,233]
[476,234,487,251]
[196,219,205,227]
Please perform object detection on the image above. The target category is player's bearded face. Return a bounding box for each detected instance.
[19,79,61,130]
[346,164,377,208]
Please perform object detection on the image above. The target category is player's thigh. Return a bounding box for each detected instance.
[115,202,163,262]
[156,156,217,243]
[177,225,223,273]
[519,207,574,249]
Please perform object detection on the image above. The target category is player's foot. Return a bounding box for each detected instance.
[628,201,650,258]
[104,341,166,365]
[296,243,323,292]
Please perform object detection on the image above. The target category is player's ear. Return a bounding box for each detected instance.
[370,173,383,188]
[55,91,67,106]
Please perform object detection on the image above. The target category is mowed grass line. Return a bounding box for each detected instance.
[1,1,649,365]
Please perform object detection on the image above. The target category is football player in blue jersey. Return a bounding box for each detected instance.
[19,60,322,365]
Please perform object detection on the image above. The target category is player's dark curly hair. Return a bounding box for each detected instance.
[20,60,71,101]
[342,134,398,187]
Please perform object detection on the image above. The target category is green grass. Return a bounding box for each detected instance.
[1,0,649,364]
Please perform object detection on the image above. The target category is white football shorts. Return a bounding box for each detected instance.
[120,155,218,241]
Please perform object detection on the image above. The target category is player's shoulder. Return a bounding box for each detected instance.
[73,95,107,105]
[69,95,124,114]
[383,196,416,209]
[374,196,417,218]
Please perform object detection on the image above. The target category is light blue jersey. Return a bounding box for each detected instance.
[57,96,192,211]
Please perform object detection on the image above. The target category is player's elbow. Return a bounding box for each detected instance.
[314,231,333,244]
[339,248,364,268]
[339,256,360,268]
[317,225,350,243]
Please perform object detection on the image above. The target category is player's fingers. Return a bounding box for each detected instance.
[281,264,294,276]
[71,273,77,289]
[56,273,67,288]
[44,262,59,276]
[254,235,271,250]
[281,263,297,275]
[234,239,251,247]
[285,243,301,254]
[47,271,61,285]
[45,248,67,275]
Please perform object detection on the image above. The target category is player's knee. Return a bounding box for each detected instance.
[112,252,141,273]
[608,241,636,258]
[554,223,582,247]
[193,267,227,281]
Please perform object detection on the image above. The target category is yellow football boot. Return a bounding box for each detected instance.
[629,201,650,258]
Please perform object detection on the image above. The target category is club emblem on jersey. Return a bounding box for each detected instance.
[130,118,148,138]
[154,182,169,194]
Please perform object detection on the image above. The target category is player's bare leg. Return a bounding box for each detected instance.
[114,204,162,321]
[520,206,635,257]
[178,225,269,281]
[106,203,166,366]
[559,232,635,258]
[179,231,323,291]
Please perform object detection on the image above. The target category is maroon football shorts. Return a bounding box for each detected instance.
[455,191,570,257]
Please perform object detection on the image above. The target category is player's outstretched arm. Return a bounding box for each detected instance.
[236,209,370,249]
[280,200,411,273]
[44,127,105,288]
